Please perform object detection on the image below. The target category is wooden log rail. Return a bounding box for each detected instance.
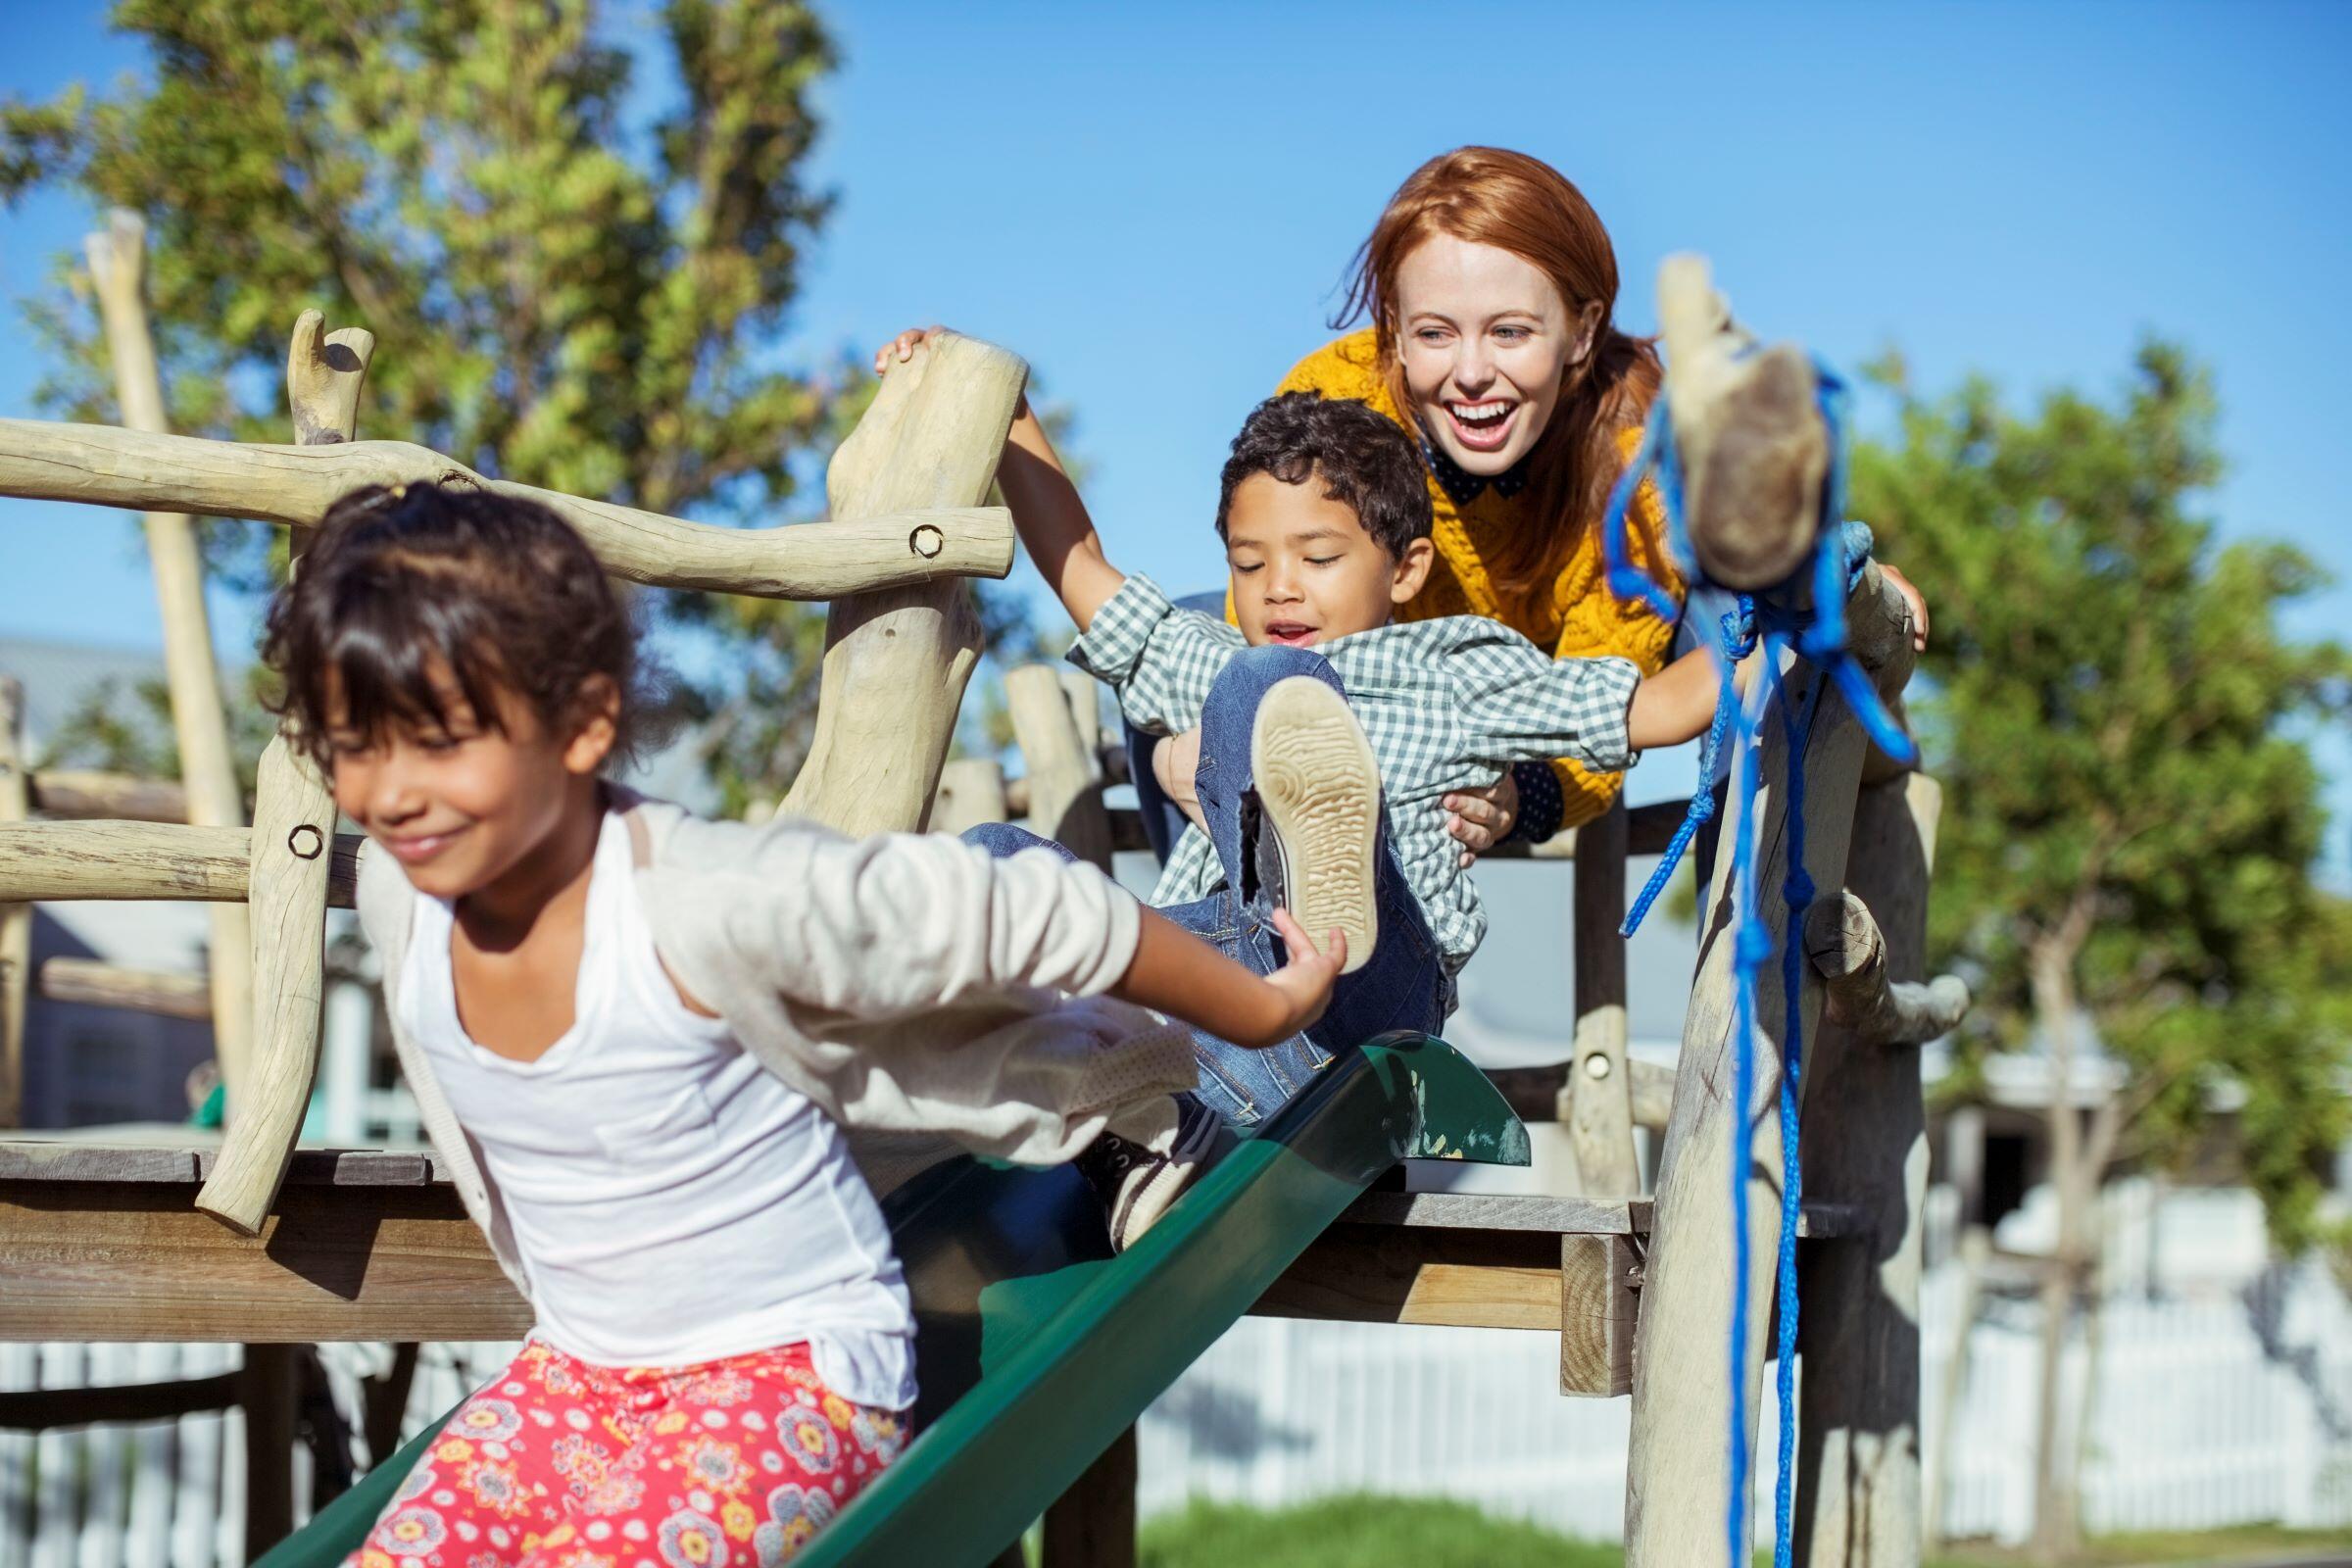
[0,419,1014,601]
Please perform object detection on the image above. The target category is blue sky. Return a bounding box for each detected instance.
[4,1,2348,871]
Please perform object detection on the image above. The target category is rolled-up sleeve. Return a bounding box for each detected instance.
[1446,627,1641,774]
[1064,573,1243,735]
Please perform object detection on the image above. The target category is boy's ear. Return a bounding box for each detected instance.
[563,674,622,776]
[1390,537,1437,605]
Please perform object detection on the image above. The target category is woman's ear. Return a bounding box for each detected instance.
[1391,537,1437,604]
[1569,299,1605,366]
[563,674,622,775]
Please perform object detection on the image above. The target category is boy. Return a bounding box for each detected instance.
[984,386,1722,1126]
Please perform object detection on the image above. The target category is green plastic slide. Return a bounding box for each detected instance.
[257,1032,1527,1567]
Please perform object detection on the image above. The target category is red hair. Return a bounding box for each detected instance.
[1335,146,1663,609]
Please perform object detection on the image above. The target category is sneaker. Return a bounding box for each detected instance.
[1078,1093,1224,1252]
[1250,676,1380,975]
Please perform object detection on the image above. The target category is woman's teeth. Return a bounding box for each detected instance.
[1448,399,1513,426]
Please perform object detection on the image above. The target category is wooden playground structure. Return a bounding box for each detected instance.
[0,212,1968,1567]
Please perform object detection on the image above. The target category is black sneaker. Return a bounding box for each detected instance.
[1077,1093,1224,1252]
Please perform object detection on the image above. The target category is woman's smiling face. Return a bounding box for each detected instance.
[1394,232,1598,476]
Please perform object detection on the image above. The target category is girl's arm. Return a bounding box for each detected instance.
[1114,906,1344,1050]
[877,326,1125,631]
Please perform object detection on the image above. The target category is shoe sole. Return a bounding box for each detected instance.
[1250,677,1379,976]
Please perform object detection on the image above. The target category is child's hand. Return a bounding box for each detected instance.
[1242,908,1346,1047]
[873,325,943,376]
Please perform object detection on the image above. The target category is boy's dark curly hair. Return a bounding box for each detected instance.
[263,481,659,770]
[1214,391,1433,559]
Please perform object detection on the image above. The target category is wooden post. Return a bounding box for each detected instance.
[1623,568,1916,1568]
[197,312,373,1235]
[0,676,26,1127]
[781,331,1027,837]
[1005,664,1113,870]
[1041,1425,1137,1568]
[1922,1224,1989,1553]
[239,1343,300,1561]
[1563,802,1638,1196]
[1802,889,1968,1049]
[931,757,1010,837]
[84,210,257,1094]
[1792,773,1950,1568]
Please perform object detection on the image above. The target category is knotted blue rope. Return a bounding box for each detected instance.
[1599,357,1919,1568]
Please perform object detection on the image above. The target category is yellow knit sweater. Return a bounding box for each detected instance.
[1275,329,1682,828]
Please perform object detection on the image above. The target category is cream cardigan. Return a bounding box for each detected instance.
[358,792,1197,1301]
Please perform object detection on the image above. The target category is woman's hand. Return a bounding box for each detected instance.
[1243,909,1346,1046]
[1443,772,1519,865]
[872,324,943,376]
[1878,563,1931,652]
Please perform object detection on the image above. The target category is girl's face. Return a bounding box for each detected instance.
[1394,233,1601,476]
[325,664,613,904]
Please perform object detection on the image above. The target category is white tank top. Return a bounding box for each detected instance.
[400,811,915,1409]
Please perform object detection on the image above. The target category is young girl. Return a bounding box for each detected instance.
[275,482,1344,1567]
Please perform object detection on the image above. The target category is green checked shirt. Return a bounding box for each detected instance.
[1067,575,1642,978]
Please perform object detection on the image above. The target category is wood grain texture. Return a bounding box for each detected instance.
[1041,1424,1136,1568]
[0,678,25,1127]
[1006,664,1112,869]
[929,757,1009,838]
[0,820,366,906]
[1793,773,1944,1568]
[1624,567,1917,1568]
[38,957,211,1021]
[25,769,189,823]
[85,210,257,1095]
[1565,801,1639,1194]
[1560,1232,1640,1397]
[782,332,1028,837]
[0,419,1014,602]
[1804,889,1970,1048]
[1254,1222,1563,1331]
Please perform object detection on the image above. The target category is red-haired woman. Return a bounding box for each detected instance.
[1218,146,1925,858]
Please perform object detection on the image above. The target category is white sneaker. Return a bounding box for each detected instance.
[1250,676,1380,975]
[1079,1093,1224,1251]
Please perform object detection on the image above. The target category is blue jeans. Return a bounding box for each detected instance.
[973,645,1445,1127]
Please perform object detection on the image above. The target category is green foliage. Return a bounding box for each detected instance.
[33,668,277,805]
[1133,1496,1621,1568]
[3,1,1051,808]
[1852,341,2352,1249]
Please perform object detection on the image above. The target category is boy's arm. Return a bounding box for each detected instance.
[1001,398,1126,631]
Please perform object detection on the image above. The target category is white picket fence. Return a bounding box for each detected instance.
[9,1259,2352,1559]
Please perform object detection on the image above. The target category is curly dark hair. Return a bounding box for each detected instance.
[1214,391,1433,559]
[263,481,658,770]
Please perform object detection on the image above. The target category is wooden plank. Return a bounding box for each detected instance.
[781,331,1028,837]
[0,1179,531,1342]
[0,820,366,905]
[1253,1222,1562,1331]
[1566,801,1639,1194]
[240,1344,299,1562]
[1625,565,1917,1568]
[1489,1056,1676,1129]
[38,956,210,1021]
[85,209,258,1098]
[1041,1424,1136,1568]
[1480,798,1690,861]
[1006,664,1112,869]
[1559,1232,1640,1397]
[0,1372,239,1430]
[196,312,367,1236]
[1793,773,1945,1568]
[25,769,188,823]
[0,677,26,1129]
[0,1141,436,1185]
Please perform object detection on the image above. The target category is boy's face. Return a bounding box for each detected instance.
[1224,470,1434,648]
[324,662,613,903]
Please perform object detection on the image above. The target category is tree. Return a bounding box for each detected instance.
[1852,342,2352,1560]
[3,0,1043,810]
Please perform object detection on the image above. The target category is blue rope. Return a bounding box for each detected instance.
[1599,359,1922,1568]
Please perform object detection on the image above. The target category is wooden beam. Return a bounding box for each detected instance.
[1624,566,1917,1568]
[85,210,258,1097]
[0,677,26,1128]
[26,769,189,823]
[1480,798,1690,861]
[0,1371,240,1429]
[1803,889,1970,1048]
[1041,1424,1136,1568]
[196,312,365,1236]
[38,957,211,1020]
[1793,773,1946,1568]
[1656,253,1826,591]
[0,820,365,906]
[0,418,1014,602]
[1559,1232,1640,1397]
[1564,802,1638,1193]
[1006,664,1112,869]
[930,757,1010,838]
[781,331,1028,837]
[240,1343,300,1561]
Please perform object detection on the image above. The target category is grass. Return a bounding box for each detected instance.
[1115,1498,2352,1568]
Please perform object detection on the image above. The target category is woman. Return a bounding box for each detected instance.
[1129,146,1923,860]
